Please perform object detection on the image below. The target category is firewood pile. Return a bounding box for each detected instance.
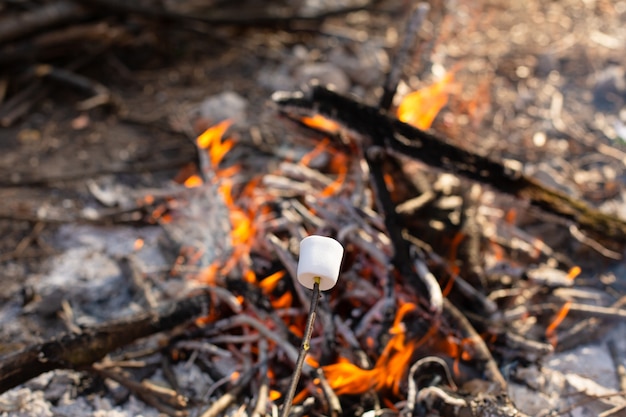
[1,1,626,416]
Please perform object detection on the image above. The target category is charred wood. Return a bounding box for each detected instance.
[273,86,626,245]
[0,292,211,394]
[379,3,430,110]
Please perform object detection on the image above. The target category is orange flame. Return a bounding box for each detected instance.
[397,71,455,130]
[505,208,517,224]
[567,266,581,281]
[306,356,319,368]
[301,115,340,134]
[197,262,220,286]
[269,390,282,401]
[289,323,304,338]
[292,387,313,405]
[321,152,348,196]
[322,302,417,396]
[183,174,203,188]
[272,292,292,309]
[190,121,260,287]
[441,231,465,298]
[178,120,234,189]
[133,238,144,251]
[300,138,331,167]
[197,119,234,166]
[461,77,491,127]
[438,335,476,377]
[259,271,286,293]
[546,300,572,348]
[298,137,351,197]
[173,162,198,185]
[143,194,155,205]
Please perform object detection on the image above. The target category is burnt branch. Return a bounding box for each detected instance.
[273,86,626,245]
[442,299,507,390]
[379,3,430,111]
[0,292,211,394]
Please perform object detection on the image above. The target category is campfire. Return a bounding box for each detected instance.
[1,1,626,417]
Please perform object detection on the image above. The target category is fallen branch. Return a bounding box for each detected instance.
[273,86,626,245]
[379,3,430,110]
[0,292,211,394]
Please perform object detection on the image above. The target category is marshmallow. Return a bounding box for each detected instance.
[297,235,344,291]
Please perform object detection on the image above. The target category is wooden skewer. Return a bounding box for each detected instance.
[280,277,321,417]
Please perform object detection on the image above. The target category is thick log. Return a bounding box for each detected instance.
[0,293,210,394]
[273,86,626,245]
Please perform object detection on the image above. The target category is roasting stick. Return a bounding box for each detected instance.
[280,277,321,417]
[280,236,344,417]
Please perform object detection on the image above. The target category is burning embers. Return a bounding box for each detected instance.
[397,70,456,130]
[176,119,264,288]
[322,302,418,396]
[164,107,442,409]
[150,73,596,417]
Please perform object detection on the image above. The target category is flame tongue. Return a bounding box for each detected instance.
[322,302,418,396]
[175,120,260,287]
[397,71,455,130]
[301,114,340,133]
[197,119,234,166]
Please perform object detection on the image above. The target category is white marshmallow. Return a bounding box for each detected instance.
[297,235,344,291]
